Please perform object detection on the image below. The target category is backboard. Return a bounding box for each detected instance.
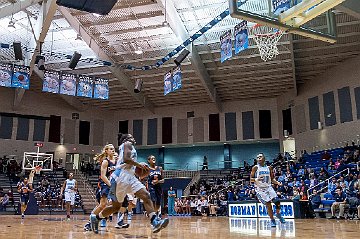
[22,152,53,171]
[229,0,344,43]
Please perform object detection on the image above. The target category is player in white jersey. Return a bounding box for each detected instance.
[60,172,77,220]
[250,153,285,227]
[90,133,169,234]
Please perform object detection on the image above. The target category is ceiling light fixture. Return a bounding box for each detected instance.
[162,0,169,27]
[8,19,15,28]
[75,33,82,40]
[92,13,102,17]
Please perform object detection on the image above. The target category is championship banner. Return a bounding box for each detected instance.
[164,71,173,96]
[172,66,182,92]
[272,0,291,16]
[43,70,60,94]
[234,21,249,55]
[12,65,30,89]
[77,75,93,98]
[59,72,77,96]
[220,30,232,63]
[0,63,13,87]
[93,78,109,100]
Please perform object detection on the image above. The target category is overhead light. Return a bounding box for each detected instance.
[162,21,170,27]
[75,33,82,41]
[134,47,143,55]
[92,13,102,17]
[8,20,16,28]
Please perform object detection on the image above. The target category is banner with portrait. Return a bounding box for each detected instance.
[220,30,232,63]
[234,21,249,55]
[0,63,13,88]
[60,72,77,96]
[77,75,93,98]
[12,65,30,89]
[172,66,182,92]
[43,70,60,94]
[164,71,173,96]
[93,78,109,100]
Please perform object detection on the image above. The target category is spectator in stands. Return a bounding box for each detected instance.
[339,176,349,189]
[329,188,347,219]
[322,150,331,161]
[334,158,341,170]
[309,175,318,188]
[277,183,292,198]
[309,189,321,210]
[328,161,335,171]
[297,166,305,179]
[7,190,14,205]
[328,178,337,194]
[218,195,227,216]
[209,195,219,216]
[0,192,9,211]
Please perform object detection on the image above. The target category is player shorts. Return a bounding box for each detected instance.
[255,186,277,204]
[20,194,30,205]
[65,191,75,205]
[149,188,162,205]
[109,168,145,204]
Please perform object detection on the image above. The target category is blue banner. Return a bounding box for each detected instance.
[220,30,232,63]
[272,0,291,16]
[234,20,249,55]
[43,70,60,94]
[77,75,93,98]
[93,78,109,100]
[12,65,30,89]
[164,71,173,96]
[0,63,13,88]
[59,72,77,96]
[172,66,182,92]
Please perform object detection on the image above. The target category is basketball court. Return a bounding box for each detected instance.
[0,215,358,239]
[1,0,360,238]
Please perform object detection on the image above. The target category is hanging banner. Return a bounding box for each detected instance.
[77,75,93,98]
[12,65,30,89]
[220,30,233,63]
[43,70,60,94]
[234,20,249,54]
[0,63,13,88]
[164,71,173,96]
[93,78,109,100]
[272,0,291,16]
[172,66,182,92]
[60,72,77,96]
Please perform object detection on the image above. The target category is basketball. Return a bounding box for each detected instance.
[135,163,150,178]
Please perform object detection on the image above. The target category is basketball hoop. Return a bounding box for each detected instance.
[35,165,42,175]
[250,24,285,62]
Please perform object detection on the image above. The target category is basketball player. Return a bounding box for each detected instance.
[17,171,34,219]
[250,153,285,227]
[90,134,169,234]
[84,144,116,230]
[116,194,136,228]
[60,172,78,220]
[147,155,164,216]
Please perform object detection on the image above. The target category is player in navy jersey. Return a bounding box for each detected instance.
[85,144,116,231]
[147,155,164,215]
[17,172,34,219]
[250,153,285,227]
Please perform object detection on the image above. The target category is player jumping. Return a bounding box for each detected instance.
[250,153,285,227]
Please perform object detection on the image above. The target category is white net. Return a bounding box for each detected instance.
[250,24,285,61]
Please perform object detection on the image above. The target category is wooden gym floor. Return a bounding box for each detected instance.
[0,215,359,239]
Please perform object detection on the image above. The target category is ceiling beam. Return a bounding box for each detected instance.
[156,0,222,112]
[336,0,360,19]
[0,0,42,19]
[59,6,155,113]
[13,0,57,110]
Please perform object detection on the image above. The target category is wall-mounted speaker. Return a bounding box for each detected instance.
[134,79,143,93]
[174,49,190,66]
[56,0,117,15]
[68,51,82,69]
[13,41,23,60]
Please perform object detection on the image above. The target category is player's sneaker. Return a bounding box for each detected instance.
[276,213,286,223]
[90,214,99,234]
[21,214,24,219]
[115,220,129,229]
[84,222,92,231]
[270,219,276,227]
[100,219,107,227]
[151,217,169,233]
[109,215,113,222]
[128,213,132,221]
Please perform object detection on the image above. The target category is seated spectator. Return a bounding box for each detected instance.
[329,188,347,219]
[328,178,337,194]
[334,158,341,170]
[322,150,331,161]
[292,188,300,200]
[0,193,9,211]
[309,175,318,188]
[297,166,305,179]
[209,196,219,216]
[217,195,227,216]
[7,190,14,205]
[328,161,335,171]
[201,196,209,216]
[309,189,321,209]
